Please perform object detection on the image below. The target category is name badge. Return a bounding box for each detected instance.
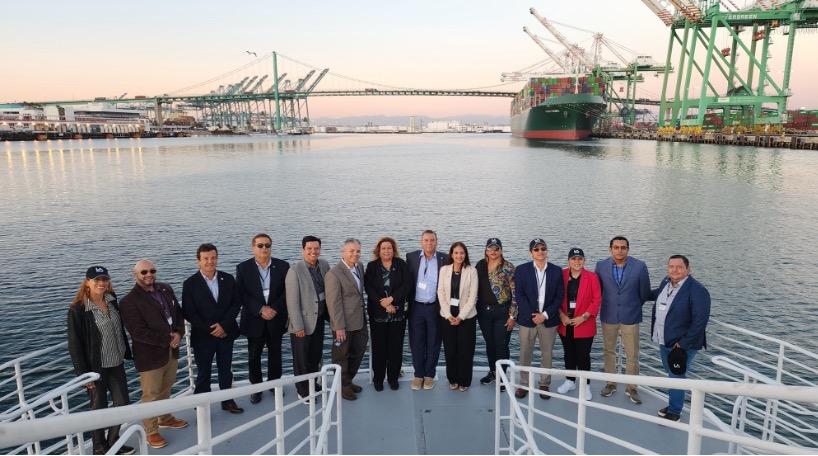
[450,298,460,307]
[263,289,270,301]
[569,301,577,310]
[417,282,428,291]
[658,301,668,310]
[166,316,173,326]
[318,292,325,301]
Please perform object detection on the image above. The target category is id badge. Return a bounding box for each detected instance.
[569,301,577,310]
[417,282,428,291]
[166,316,172,326]
[263,289,270,301]
[450,298,460,307]
[658,300,668,310]
[318,292,325,301]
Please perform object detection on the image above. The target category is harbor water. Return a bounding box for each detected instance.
[1,134,817,377]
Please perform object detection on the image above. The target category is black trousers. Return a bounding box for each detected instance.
[192,336,235,403]
[477,303,512,373]
[290,322,325,396]
[87,364,130,453]
[331,326,369,387]
[559,333,594,384]
[370,319,406,384]
[440,316,477,387]
[247,324,284,384]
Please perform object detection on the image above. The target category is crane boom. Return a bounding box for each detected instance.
[247,75,268,93]
[522,27,567,71]
[293,70,316,91]
[640,0,675,26]
[266,73,288,93]
[305,69,329,93]
[529,8,594,70]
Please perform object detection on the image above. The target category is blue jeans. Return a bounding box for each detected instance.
[659,345,698,415]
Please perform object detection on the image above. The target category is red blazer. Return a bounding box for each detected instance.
[558,268,601,338]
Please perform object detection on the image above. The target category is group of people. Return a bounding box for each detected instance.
[67,231,711,453]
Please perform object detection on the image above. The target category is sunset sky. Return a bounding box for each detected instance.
[3,0,818,118]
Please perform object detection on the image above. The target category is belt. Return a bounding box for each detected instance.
[414,300,437,305]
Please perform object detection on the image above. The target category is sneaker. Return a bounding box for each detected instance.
[556,380,576,394]
[158,417,188,429]
[658,407,669,417]
[116,445,136,455]
[584,385,593,401]
[146,433,168,449]
[600,383,617,397]
[480,372,495,385]
[458,386,469,392]
[663,411,681,422]
[625,388,642,405]
[449,382,459,390]
[423,377,435,390]
[411,377,423,390]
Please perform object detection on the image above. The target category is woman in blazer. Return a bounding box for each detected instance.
[437,242,479,391]
[364,236,411,391]
[556,248,601,400]
[67,266,134,455]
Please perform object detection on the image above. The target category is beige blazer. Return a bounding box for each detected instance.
[437,264,478,320]
[325,260,366,332]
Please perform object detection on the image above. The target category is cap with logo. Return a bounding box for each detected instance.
[86,266,110,280]
[529,238,547,251]
[568,247,585,259]
[485,238,502,249]
[668,346,688,375]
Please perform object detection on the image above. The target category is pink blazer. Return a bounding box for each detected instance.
[558,268,601,338]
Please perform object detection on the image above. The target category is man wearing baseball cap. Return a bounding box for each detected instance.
[650,255,711,422]
[512,238,564,399]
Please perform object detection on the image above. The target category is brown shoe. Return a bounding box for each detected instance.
[410,378,423,390]
[423,377,435,390]
[539,386,551,400]
[515,388,528,399]
[158,417,188,429]
[342,386,357,401]
[221,400,244,414]
[146,433,168,449]
[625,388,643,405]
[350,383,363,393]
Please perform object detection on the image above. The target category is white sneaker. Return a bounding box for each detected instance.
[556,380,576,394]
[584,385,593,401]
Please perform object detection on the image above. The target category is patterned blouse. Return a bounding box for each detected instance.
[489,260,518,319]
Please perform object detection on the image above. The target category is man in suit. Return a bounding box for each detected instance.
[120,259,188,450]
[236,233,290,404]
[285,235,330,401]
[406,230,449,390]
[595,236,651,404]
[513,238,564,399]
[325,238,369,401]
[651,255,711,422]
[182,243,243,414]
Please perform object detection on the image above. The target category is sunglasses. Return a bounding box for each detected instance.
[255,243,272,249]
[531,247,547,252]
[140,269,157,275]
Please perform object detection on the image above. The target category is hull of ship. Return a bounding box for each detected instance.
[511,93,606,140]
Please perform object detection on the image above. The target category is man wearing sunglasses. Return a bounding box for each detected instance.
[120,259,188,450]
[236,233,290,404]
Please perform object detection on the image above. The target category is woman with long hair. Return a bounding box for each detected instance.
[67,266,134,455]
[364,237,411,391]
[437,242,479,391]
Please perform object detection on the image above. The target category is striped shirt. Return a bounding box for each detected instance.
[86,298,126,368]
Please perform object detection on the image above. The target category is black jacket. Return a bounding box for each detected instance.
[236,257,290,338]
[67,293,132,375]
[364,258,411,321]
[182,270,241,345]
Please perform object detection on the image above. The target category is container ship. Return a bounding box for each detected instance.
[511,75,607,140]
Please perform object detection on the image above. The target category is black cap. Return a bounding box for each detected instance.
[668,346,687,375]
[529,238,546,250]
[486,238,502,249]
[568,247,585,259]
[86,266,110,280]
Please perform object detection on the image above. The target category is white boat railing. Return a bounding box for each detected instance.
[0,364,343,455]
[494,360,818,455]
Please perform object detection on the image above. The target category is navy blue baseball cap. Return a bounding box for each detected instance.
[86,266,110,280]
[568,248,585,259]
[486,238,502,249]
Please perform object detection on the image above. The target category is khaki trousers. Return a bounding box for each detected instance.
[517,324,557,387]
[602,322,640,390]
[138,354,178,435]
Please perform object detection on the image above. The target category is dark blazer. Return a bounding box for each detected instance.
[514,261,564,328]
[405,250,449,303]
[120,282,185,372]
[364,257,411,321]
[182,270,241,345]
[650,275,711,350]
[236,257,290,338]
[67,292,132,376]
[595,256,651,325]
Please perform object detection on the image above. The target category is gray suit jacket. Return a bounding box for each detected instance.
[285,258,330,335]
[325,260,366,332]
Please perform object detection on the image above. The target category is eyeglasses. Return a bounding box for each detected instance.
[486,246,500,252]
[140,269,157,275]
[531,247,547,252]
[255,243,272,249]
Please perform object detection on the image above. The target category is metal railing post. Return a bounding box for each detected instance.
[274,386,285,455]
[196,403,212,455]
[336,374,343,455]
[308,377,316,454]
[687,389,705,454]
[576,373,587,454]
[494,366,502,455]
